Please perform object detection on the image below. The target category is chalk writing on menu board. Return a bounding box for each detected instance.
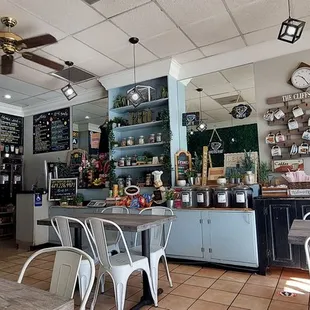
[0,113,23,146]
[33,108,70,154]
[48,178,77,201]
[175,150,192,182]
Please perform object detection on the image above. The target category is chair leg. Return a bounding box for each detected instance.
[112,276,128,310]
[162,255,173,287]
[90,269,105,310]
[150,265,158,300]
[142,266,158,307]
[78,261,91,300]
[100,272,105,294]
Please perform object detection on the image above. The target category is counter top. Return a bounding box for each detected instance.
[255,196,310,200]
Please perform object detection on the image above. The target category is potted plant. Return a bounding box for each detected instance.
[143,151,154,165]
[113,117,128,127]
[112,141,119,148]
[193,153,202,185]
[73,193,84,206]
[241,150,255,185]
[258,161,271,186]
[217,175,227,185]
[60,197,68,207]
[165,189,175,208]
[185,169,196,186]
[113,95,126,108]
[229,168,238,184]
[236,171,242,184]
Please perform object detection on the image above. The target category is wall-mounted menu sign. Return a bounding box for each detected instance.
[33,108,70,154]
[48,178,78,201]
[0,113,23,147]
[175,150,192,182]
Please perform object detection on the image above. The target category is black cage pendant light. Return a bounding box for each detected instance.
[61,61,77,101]
[127,37,144,108]
[196,88,207,132]
[278,0,306,44]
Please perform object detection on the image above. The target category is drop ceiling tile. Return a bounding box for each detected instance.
[291,0,310,18]
[8,102,28,107]
[221,101,248,109]
[10,0,104,34]
[74,103,107,116]
[221,64,254,82]
[244,25,280,45]
[201,37,246,57]
[211,91,239,99]
[231,78,255,90]
[142,28,195,58]
[182,13,239,47]
[93,0,150,18]
[226,0,287,34]
[201,111,216,122]
[74,21,129,55]
[187,96,223,112]
[191,72,229,88]
[77,79,102,89]
[105,43,157,67]
[185,82,206,100]
[241,88,256,103]
[12,97,45,107]
[15,50,63,73]
[204,83,236,96]
[35,91,63,101]
[73,109,98,122]
[91,98,109,107]
[111,2,176,40]
[1,0,66,40]
[186,100,199,112]
[0,87,29,103]
[0,75,48,96]
[156,0,227,26]
[205,108,231,120]
[173,49,204,64]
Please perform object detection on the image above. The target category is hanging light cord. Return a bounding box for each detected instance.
[288,0,291,18]
[133,43,136,86]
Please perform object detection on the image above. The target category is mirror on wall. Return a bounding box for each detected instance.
[72,97,108,156]
[183,63,259,167]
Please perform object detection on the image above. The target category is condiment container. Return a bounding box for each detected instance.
[213,186,231,208]
[118,157,125,167]
[127,136,134,146]
[125,157,131,166]
[121,138,127,147]
[232,185,253,208]
[149,134,155,143]
[132,155,137,166]
[126,175,132,187]
[113,184,119,198]
[196,187,212,208]
[156,133,162,143]
[181,187,194,208]
[139,136,145,144]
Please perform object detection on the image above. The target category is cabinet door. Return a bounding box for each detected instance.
[207,211,258,267]
[266,201,299,267]
[165,210,204,259]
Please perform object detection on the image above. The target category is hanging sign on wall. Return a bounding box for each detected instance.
[267,91,310,104]
[182,112,200,126]
[175,150,192,182]
[33,107,70,154]
[208,128,224,154]
[0,113,23,147]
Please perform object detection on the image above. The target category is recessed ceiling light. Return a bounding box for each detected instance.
[85,116,90,119]
[4,94,11,99]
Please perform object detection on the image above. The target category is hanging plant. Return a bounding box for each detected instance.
[160,109,172,182]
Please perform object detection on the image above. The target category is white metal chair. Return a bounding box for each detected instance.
[85,217,157,310]
[130,207,174,294]
[51,216,104,299]
[101,206,129,254]
[303,212,310,220]
[18,246,95,310]
[305,236,310,274]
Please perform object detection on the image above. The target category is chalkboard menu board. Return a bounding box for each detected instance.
[0,113,23,146]
[48,178,78,201]
[175,150,192,182]
[33,108,70,154]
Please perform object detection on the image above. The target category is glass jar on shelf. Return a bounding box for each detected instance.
[121,138,127,147]
[156,133,162,143]
[139,136,145,145]
[159,154,164,163]
[145,173,152,186]
[126,175,132,187]
[125,156,132,166]
[149,134,155,143]
[132,155,137,166]
[118,157,125,167]
[117,177,125,189]
[127,136,134,146]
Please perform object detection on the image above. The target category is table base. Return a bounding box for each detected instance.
[130,288,164,310]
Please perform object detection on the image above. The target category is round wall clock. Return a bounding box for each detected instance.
[291,67,310,89]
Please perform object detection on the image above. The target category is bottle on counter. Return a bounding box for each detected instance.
[113,184,119,198]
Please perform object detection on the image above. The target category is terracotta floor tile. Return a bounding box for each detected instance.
[4,264,23,274]
[40,255,56,262]
[247,274,278,287]
[15,266,43,276]
[0,271,9,277]
[195,268,226,279]
[159,294,196,310]
[281,269,310,280]
[170,283,207,299]
[185,275,216,288]
[21,276,40,285]
[167,263,180,271]
[158,279,180,294]
[189,300,229,310]
[29,259,48,267]
[1,273,18,281]
[273,288,309,305]
[268,300,308,310]
[232,294,270,310]
[31,280,50,291]
[172,265,202,276]
[38,261,54,270]
[240,283,275,299]
[9,258,28,265]
[267,267,282,278]
[30,269,52,281]
[0,261,15,270]
[168,272,191,283]
[95,294,115,310]
[220,271,251,283]
[277,278,310,293]
[228,307,245,310]
[128,275,143,288]
[199,288,237,306]
[211,279,243,293]
[18,252,35,258]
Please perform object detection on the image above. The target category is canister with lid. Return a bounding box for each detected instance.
[196,187,212,208]
[213,186,231,208]
[181,187,194,208]
[232,185,253,208]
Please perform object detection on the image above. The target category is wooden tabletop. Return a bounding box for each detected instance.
[288,219,310,245]
[38,213,176,232]
[0,278,73,310]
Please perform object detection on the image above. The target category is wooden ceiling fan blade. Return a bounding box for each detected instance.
[16,34,57,49]
[22,52,64,71]
[1,55,13,75]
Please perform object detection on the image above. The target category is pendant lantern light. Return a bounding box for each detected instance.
[196,88,207,132]
[278,0,305,44]
[61,61,77,101]
[127,37,144,107]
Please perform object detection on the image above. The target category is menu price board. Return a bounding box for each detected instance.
[33,108,70,154]
[175,150,192,182]
[0,113,23,146]
[48,178,78,201]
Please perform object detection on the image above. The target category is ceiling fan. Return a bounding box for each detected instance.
[0,16,64,75]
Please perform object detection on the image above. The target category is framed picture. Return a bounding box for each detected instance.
[208,167,225,181]
[273,159,304,172]
[175,150,192,182]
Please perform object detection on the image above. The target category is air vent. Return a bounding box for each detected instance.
[84,0,100,5]
[51,66,96,83]
[214,94,245,106]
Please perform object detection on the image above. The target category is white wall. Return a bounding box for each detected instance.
[254,49,310,174]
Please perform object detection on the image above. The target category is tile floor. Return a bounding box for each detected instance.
[0,241,310,310]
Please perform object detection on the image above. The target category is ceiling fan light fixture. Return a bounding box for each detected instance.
[61,84,77,101]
